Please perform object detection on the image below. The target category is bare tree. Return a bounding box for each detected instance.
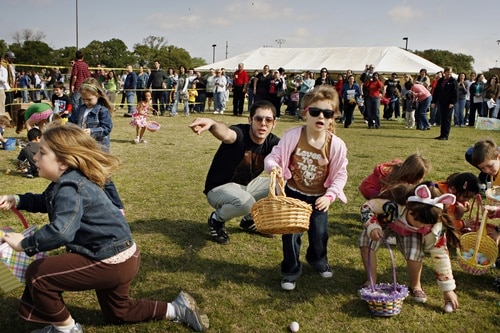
[12,29,46,44]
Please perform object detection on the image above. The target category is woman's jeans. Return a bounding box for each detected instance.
[416,96,431,129]
[171,90,189,115]
[214,91,225,112]
[365,97,380,128]
[454,99,466,126]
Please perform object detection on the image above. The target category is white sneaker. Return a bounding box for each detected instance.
[133,137,139,144]
[281,279,296,291]
[220,110,224,114]
[213,111,219,114]
[319,264,333,278]
[172,291,209,332]
[31,323,83,333]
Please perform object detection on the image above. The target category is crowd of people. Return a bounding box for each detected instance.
[0,49,500,332]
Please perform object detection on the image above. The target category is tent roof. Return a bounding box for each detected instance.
[195,46,442,75]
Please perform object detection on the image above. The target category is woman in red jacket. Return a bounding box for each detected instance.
[363,72,383,129]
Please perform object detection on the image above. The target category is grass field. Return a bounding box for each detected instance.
[0,106,499,333]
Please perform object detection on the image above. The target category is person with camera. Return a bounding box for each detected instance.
[382,73,401,120]
[363,71,383,129]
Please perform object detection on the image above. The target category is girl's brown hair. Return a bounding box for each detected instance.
[382,153,431,189]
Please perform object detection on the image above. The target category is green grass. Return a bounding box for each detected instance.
[0,108,499,333]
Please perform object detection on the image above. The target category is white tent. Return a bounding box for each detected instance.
[195,46,442,75]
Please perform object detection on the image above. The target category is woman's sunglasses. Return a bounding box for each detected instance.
[306,107,334,119]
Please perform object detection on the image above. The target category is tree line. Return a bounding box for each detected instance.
[1,29,480,75]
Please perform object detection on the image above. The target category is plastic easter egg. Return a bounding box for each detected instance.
[290,321,300,332]
[444,302,454,313]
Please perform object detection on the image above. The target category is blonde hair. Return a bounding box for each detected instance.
[42,125,121,187]
[301,85,340,133]
[0,115,11,128]
[79,77,114,114]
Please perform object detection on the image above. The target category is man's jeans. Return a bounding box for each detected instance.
[125,91,135,114]
[206,177,270,222]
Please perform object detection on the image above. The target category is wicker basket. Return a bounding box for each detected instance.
[251,169,312,235]
[457,210,498,275]
[486,186,500,206]
[360,239,409,317]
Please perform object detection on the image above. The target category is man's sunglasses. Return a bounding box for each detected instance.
[306,107,335,119]
[252,116,275,124]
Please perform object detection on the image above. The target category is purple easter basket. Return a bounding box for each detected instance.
[359,238,409,316]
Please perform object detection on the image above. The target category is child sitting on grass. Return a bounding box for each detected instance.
[0,115,10,147]
[17,127,42,178]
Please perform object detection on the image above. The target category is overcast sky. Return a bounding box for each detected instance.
[3,0,498,72]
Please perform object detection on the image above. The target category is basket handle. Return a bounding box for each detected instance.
[367,237,398,293]
[269,168,286,198]
[11,207,29,229]
[467,210,489,265]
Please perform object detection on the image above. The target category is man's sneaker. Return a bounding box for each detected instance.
[409,288,427,303]
[239,217,273,238]
[319,264,333,278]
[208,212,229,245]
[281,279,296,291]
[172,291,209,332]
[31,322,83,333]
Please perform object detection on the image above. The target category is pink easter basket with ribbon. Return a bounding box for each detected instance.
[146,121,161,132]
[0,208,47,293]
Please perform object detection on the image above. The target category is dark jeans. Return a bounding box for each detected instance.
[20,250,167,324]
[232,85,245,115]
[438,103,454,138]
[151,89,165,114]
[136,88,145,103]
[281,186,329,281]
[468,102,482,126]
[195,92,207,113]
[366,97,380,128]
[105,180,124,209]
[343,101,356,128]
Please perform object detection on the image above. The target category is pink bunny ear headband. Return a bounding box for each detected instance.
[407,184,456,209]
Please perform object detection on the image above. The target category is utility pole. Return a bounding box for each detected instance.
[402,37,408,51]
[212,44,217,63]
